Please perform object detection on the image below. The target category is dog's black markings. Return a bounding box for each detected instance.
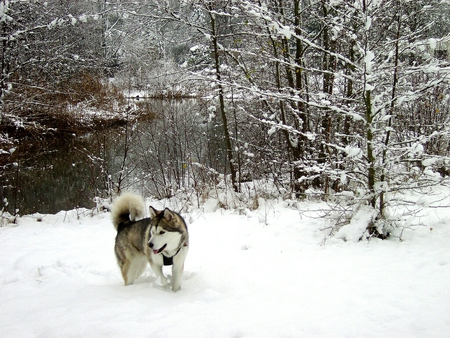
[162,245,184,266]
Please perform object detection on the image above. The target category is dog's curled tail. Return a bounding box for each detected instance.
[111,192,145,230]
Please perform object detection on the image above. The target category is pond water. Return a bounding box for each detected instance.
[1,99,227,215]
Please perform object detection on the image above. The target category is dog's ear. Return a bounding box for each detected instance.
[163,208,174,221]
[149,206,160,218]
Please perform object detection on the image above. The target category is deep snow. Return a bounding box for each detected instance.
[0,195,449,337]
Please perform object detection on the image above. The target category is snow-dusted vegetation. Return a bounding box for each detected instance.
[1,1,449,237]
[0,1,449,336]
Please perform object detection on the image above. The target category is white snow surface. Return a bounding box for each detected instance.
[1,196,449,337]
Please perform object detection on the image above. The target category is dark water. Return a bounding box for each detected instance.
[1,134,109,214]
[1,99,222,215]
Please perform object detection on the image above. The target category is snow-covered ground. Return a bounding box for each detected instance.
[0,194,449,337]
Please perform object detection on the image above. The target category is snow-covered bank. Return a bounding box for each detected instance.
[0,197,449,337]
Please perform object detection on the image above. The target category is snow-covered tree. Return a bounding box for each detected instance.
[0,0,126,136]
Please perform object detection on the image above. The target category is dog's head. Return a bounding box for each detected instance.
[148,207,185,255]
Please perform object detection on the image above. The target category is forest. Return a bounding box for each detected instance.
[1,0,450,239]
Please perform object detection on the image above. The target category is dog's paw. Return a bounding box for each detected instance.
[159,276,168,287]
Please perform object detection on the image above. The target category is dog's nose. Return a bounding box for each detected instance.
[148,242,153,248]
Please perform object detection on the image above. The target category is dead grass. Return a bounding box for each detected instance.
[1,72,155,143]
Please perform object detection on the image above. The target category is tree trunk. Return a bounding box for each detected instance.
[208,9,239,192]
[365,89,376,209]
[0,17,10,125]
[379,7,401,217]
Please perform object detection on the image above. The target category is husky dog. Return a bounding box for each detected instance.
[111,192,189,291]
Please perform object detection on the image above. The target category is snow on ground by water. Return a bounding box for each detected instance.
[0,195,449,338]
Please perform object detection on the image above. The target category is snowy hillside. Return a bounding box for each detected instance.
[0,195,449,337]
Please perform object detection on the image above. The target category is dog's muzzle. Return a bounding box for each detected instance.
[149,242,167,255]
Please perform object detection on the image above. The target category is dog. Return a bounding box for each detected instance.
[111,192,189,291]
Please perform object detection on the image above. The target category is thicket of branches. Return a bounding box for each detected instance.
[1,0,450,238]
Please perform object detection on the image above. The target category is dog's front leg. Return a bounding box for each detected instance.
[171,248,187,292]
[171,263,183,292]
[172,251,188,292]
[149,261,168,287]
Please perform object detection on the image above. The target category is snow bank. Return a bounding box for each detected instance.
[0,198,449,337]
[335,205,377,241]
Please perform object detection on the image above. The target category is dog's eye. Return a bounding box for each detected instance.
[159,230,165,235]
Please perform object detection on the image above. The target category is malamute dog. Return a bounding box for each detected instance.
[111,192,189,292]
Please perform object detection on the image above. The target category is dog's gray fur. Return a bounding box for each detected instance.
[111,192,188,291]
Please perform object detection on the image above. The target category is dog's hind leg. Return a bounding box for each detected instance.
[129,255,148,284]
[115,247,133,285]
[120,259,133,285]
